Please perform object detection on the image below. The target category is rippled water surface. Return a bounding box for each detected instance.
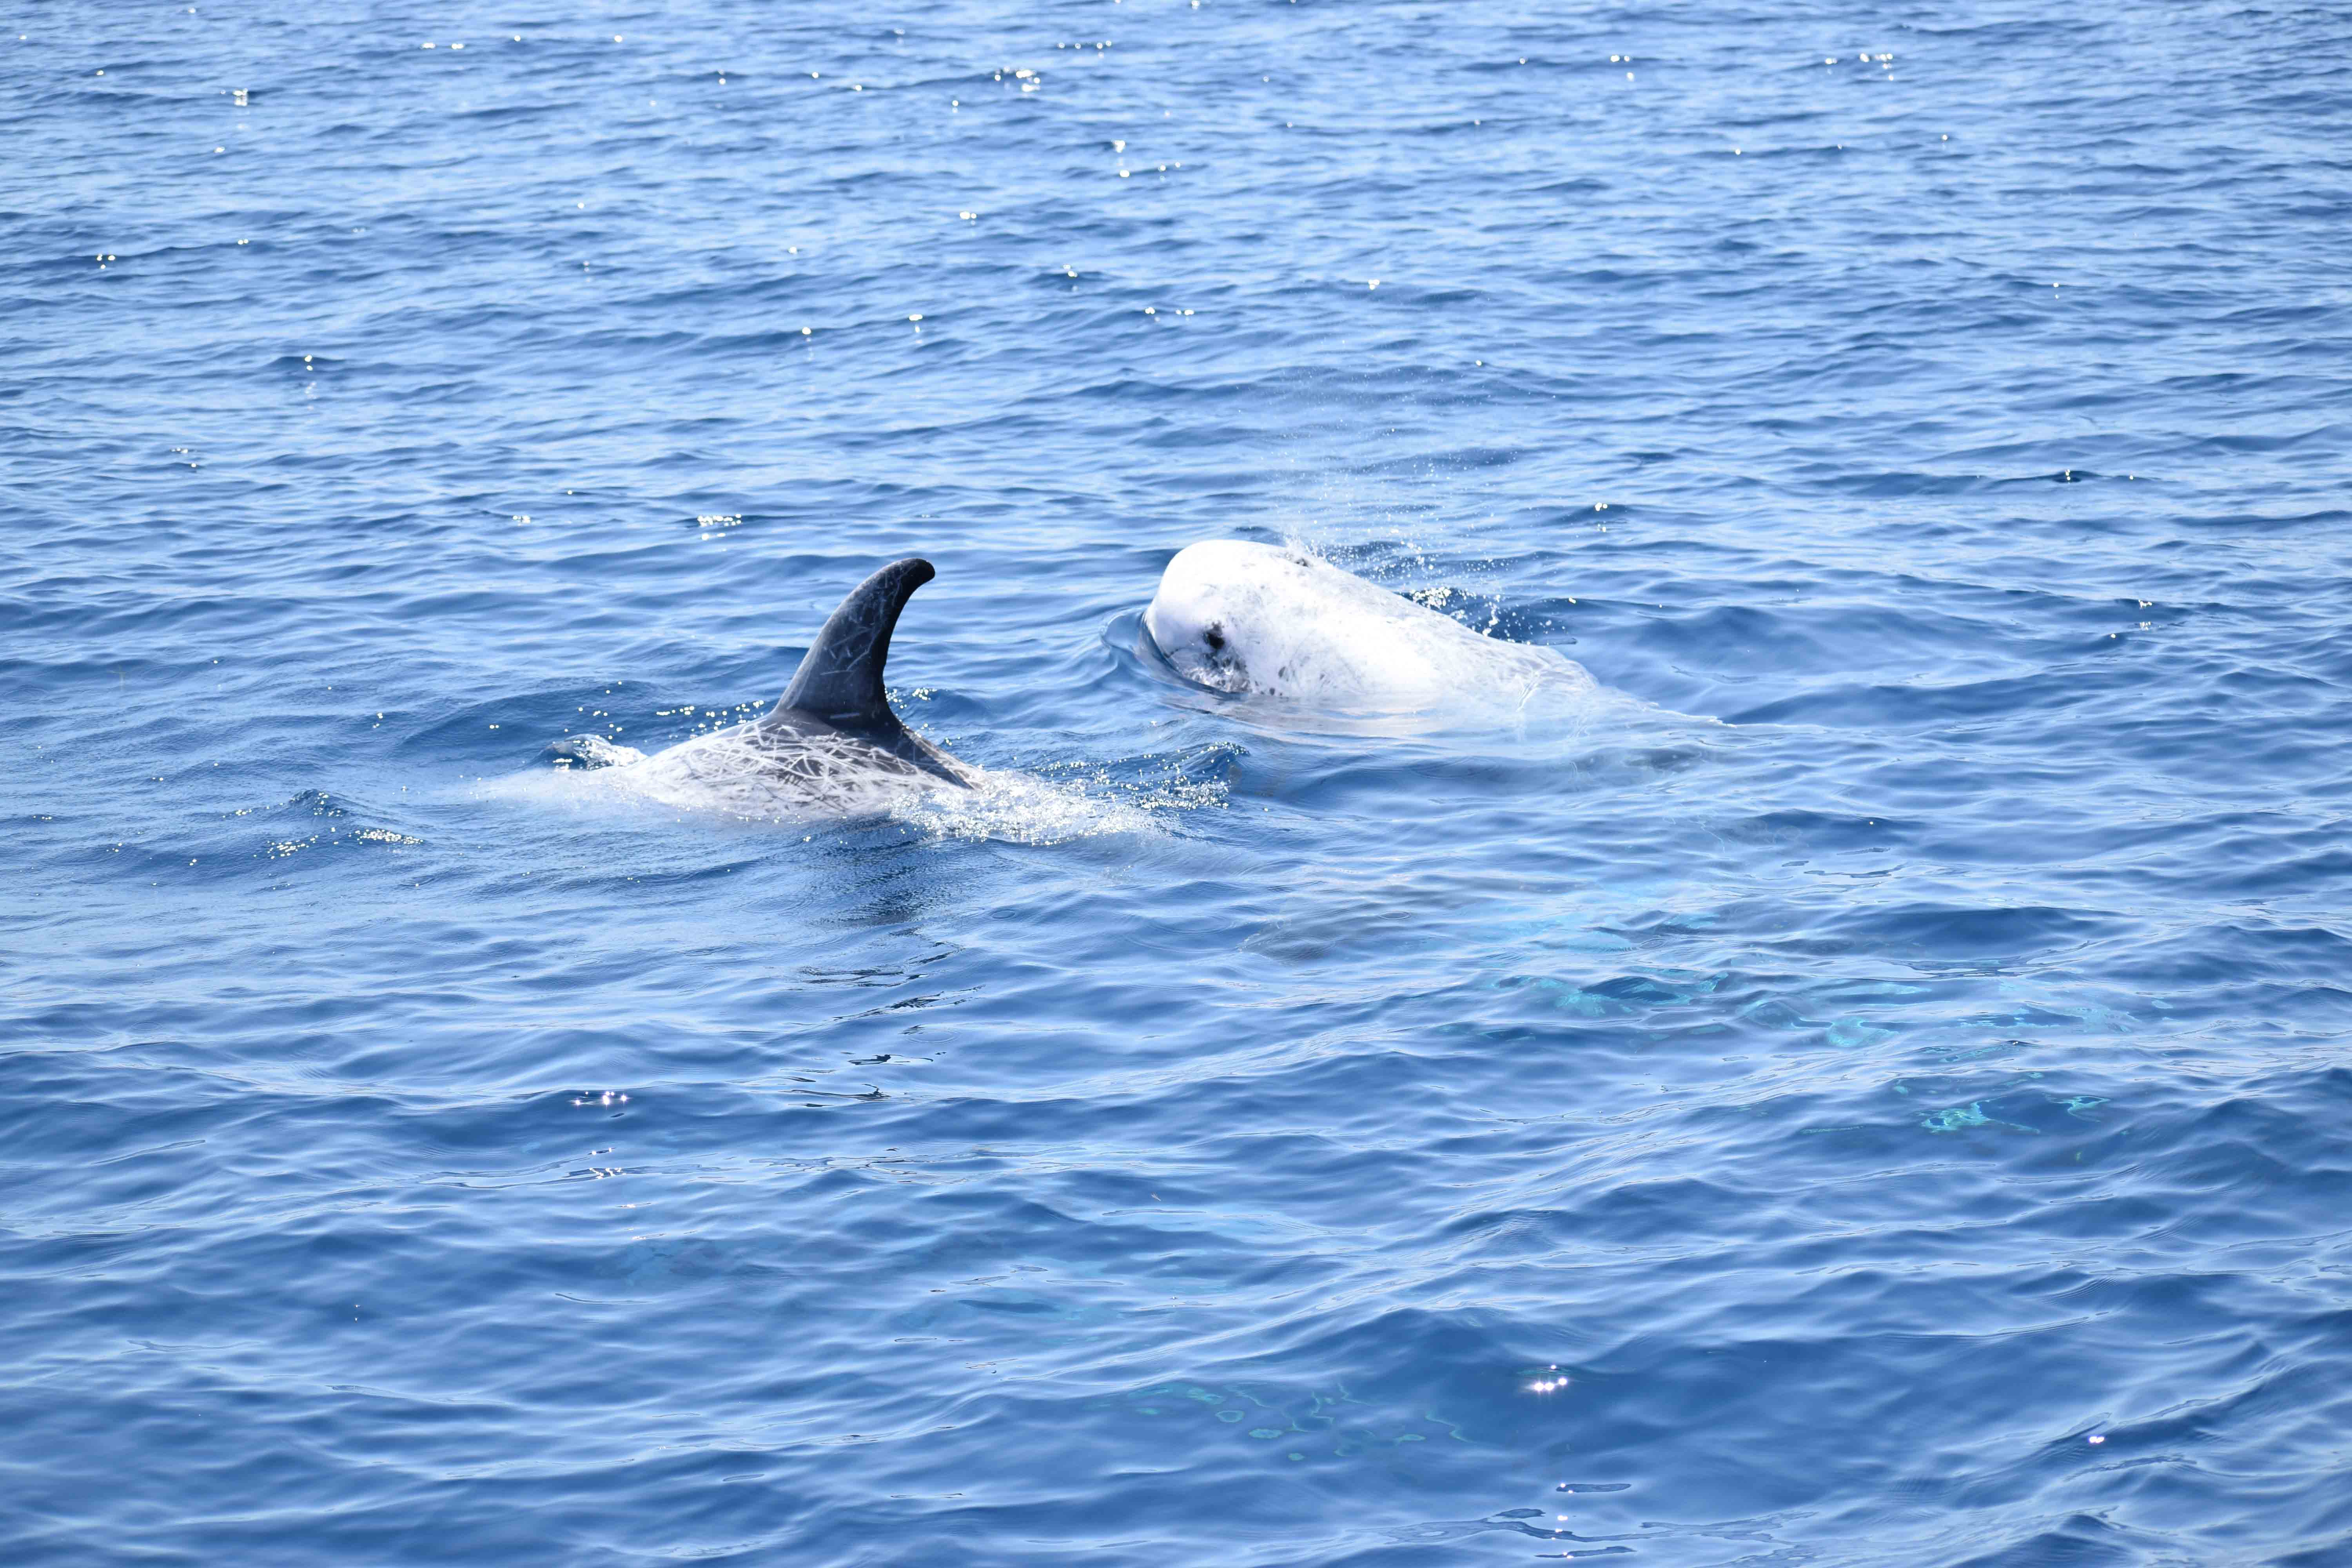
[10,2,2352,1562]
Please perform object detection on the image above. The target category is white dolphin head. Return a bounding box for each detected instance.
[1142,540,1320,694]
[1143,539,1595,715]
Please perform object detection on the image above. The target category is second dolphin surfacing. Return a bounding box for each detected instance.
[1142,540,1601,718]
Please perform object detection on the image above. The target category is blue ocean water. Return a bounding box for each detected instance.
[8,0,2352,1561]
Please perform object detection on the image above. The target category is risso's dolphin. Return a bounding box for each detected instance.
[546,557,972,809]
[1142,539,1599,716]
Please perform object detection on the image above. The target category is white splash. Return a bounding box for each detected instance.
[1143,539,1604,720]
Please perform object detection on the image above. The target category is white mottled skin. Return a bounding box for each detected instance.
[510,722,1164,840]
[543,718,971,820]
[1143,540,1596,713]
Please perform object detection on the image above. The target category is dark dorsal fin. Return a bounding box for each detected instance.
[769,557,935,733]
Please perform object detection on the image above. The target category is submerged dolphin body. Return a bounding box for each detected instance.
[1142,539,1599,715]
[546,557,971,807]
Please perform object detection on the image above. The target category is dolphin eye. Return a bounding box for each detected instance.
[1202,623,1225,652]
